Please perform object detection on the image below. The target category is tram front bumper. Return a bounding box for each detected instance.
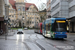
[55,34,67,38]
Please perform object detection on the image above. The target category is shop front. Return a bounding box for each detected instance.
[0,17,6,35]
[67,17,75,33]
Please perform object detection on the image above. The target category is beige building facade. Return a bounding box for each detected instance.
[9,0,25,27]
[26,5,40,28]
[9,0,40,28]
[9,3,17,27]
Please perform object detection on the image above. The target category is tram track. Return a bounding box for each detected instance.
[25,33,46,50]
[43,38,75,50]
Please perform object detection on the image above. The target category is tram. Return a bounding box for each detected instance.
[42,18,67,38]
[34,23,42,34]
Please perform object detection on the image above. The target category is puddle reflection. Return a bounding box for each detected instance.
[16,34,25,42]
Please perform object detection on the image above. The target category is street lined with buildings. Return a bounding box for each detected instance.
[0,0,75,50]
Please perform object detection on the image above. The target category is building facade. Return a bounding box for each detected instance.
[51,0,69,18]
[9,0,40,28]
[9,3,17,27]
[15,0,26,27]
[50,0,75,32]
[0,0,9,34]
[47,0,51,18]
[68,0,75,32]
[25,3,40,28]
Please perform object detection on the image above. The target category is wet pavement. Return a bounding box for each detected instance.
[0,30,75,50]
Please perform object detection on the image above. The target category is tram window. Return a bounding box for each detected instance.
[38,25,40,30]
[46,24,50,31]
[48,24,50,30]
[41,25,42,30]
[51,23,55,31]
[42,24,44,30]
[46,25,48,31]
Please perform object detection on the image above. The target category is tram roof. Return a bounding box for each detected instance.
[45,18,66,24]
[55,18,66,20]
[46,18,66,20]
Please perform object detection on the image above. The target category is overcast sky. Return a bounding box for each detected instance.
[26,0,47,9]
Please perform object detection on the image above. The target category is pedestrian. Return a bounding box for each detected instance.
[0,29,3,35]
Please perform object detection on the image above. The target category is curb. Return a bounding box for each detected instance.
[67,33,75,34]
[0,32,15,36]
[7,32,15,36]
[73,40,75,42]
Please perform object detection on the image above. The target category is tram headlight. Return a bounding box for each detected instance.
[53,33,56,34]
[66,33,67,34]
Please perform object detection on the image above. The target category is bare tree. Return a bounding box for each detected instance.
[38,3,46,11]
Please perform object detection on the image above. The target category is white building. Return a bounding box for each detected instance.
[50,0,75,32]
[51,0,69,18]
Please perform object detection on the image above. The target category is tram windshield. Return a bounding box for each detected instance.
[51,20,67,32]
[55,23,67,32]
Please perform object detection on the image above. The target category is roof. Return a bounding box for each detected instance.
[25,3,38,11]
[9,0,16,10]
[9,0,38,11]
[55,18,66,20]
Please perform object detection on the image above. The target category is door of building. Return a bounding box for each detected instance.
[0,22,1,30]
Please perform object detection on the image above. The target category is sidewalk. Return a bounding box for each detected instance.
[67,33,75,42]
[8,30,15,36]
[0,30,15,39]
[0,39,26,50]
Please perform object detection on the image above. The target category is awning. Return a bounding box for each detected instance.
[70,17,75,22]
[0,17,4,21]
[66,17,75,22]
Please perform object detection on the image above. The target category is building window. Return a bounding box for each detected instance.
[30,21,31,23]
[68,0,73,3]
[52,12,59,17]
[51,3,59,12]
[22,16,24,18]
[12,20,14,22]
[69,5,75,12]
[12,16,14,17]
[26,13,28,15]
[23,7,25,11]
[32,22,34,23]
[18,8,21,11]
[9,15,11,17]
[27,8,29,10]
[9,6,10,8]
[51,0,56,5]
[9,11,11,13]
[14,11,15,13]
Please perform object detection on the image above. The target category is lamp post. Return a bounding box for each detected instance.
[22,17,24,29]
[4,22,7,40]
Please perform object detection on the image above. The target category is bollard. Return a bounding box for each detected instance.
[5,32,7,40]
